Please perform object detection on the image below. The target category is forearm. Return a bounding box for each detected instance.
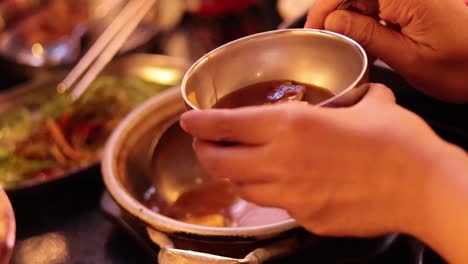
[412,144,468,263]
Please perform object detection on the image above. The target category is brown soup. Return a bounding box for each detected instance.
[143,179,290,228]
[213,80,335,108]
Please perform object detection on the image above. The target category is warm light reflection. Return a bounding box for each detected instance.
[139,67,181,85]
[188,92,200,108]
[12,232,69,263]
[307,71,330,89]
[31,43,45,57]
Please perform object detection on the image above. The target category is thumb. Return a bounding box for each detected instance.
[325,10,417,70]
[356,83,396,107]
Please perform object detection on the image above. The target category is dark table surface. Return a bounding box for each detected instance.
[3,1,467,263]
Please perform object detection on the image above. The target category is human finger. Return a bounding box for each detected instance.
[180,106,284,144]
[354,83,396,108]
[305,0,343,29]
[324,10,419,72]
[192,139,274,183]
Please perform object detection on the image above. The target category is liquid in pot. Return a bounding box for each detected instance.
[144,180,290,227]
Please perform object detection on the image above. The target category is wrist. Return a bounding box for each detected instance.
[410,143,468,263]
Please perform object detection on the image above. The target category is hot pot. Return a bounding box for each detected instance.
[102,29,397,263]
[102,87,397,263]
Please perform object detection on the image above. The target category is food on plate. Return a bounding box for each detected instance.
[11,0,88,45]
[0,0,41,31]
[0,0,87,44]
[213,80,335,108]
[0,75,172,188]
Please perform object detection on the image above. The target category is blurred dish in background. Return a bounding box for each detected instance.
[0,0,185,69]
[0,0,87,67]
[88,0,185,53]
[0,53,189,193]
[277,0,316,22]
[0,186,15,264]
[186,0,258,16]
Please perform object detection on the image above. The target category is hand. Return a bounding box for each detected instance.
[180,84,452,238]
[305,0,468,102]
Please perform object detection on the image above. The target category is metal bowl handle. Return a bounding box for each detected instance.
[147,228,299,264]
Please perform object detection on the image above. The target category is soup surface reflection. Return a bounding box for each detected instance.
[143,180,290,227]
[213,80,335,108]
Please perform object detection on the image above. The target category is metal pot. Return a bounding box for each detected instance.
[102,87,398,263]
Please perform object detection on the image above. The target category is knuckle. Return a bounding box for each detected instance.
[372,83,397,103]
[237,185,256,201]
[198,154,220,174]
[213,113,234,141]
[358,20,377,49]
[304,220,333,236]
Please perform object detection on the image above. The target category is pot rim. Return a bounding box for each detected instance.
[102,87,299,238]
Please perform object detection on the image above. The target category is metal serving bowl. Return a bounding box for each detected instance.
[181,28,369,109]
[102,87,398,263]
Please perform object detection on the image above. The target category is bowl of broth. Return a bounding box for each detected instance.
[181,29,369,109]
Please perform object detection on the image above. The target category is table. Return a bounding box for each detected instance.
[4,1,466,263]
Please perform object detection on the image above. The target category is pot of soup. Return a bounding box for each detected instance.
[103,29,396,263]
[102,88,397,264]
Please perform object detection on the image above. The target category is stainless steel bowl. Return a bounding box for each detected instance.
[181,29,369,109]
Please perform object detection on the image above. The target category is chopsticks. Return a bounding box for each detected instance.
[57,0,157,101]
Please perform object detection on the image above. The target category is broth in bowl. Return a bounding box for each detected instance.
[213,80,335,108]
